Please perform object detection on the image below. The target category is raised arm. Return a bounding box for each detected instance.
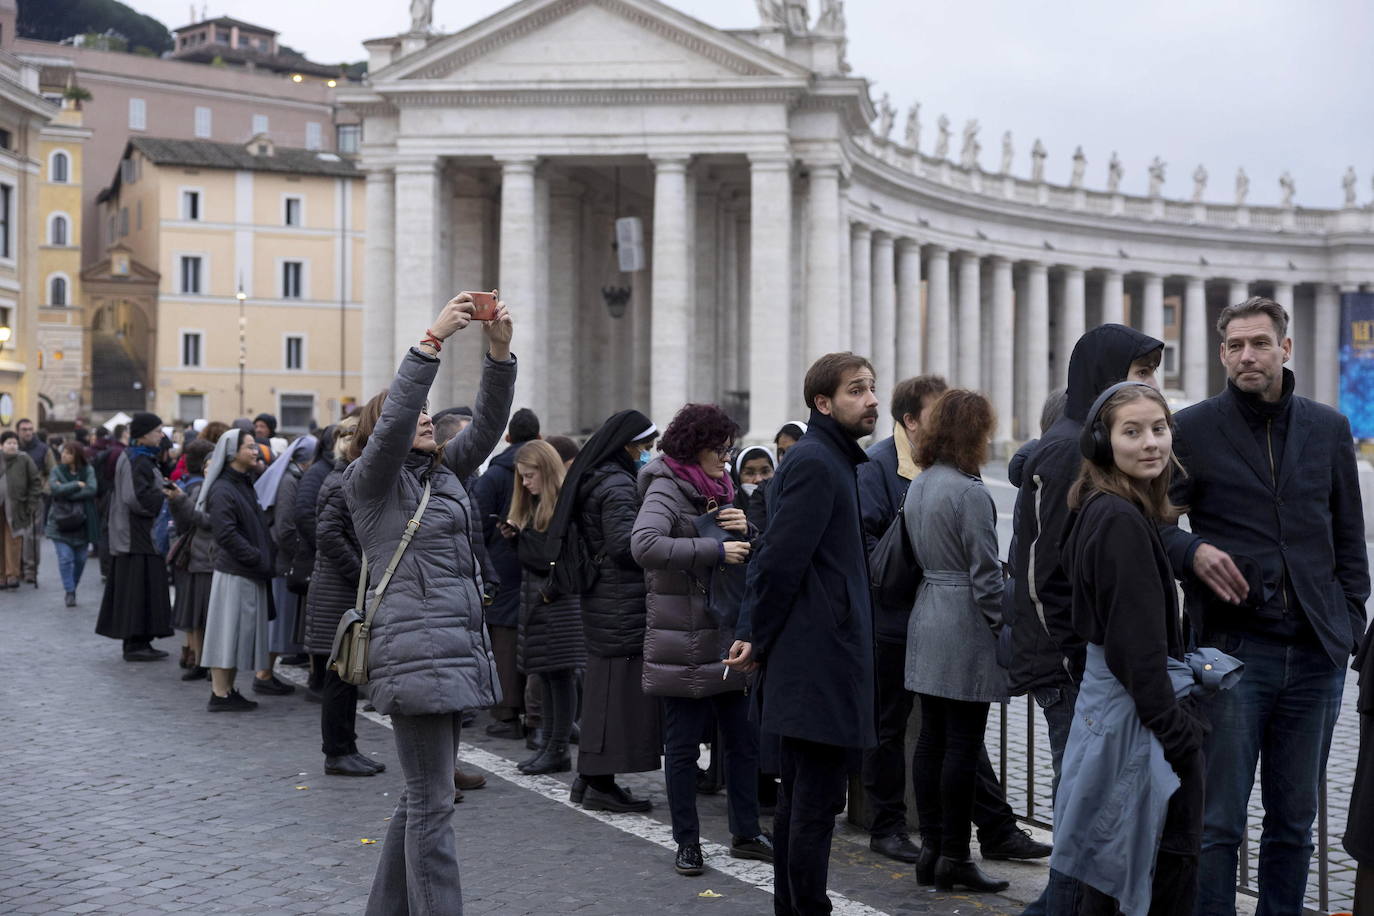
[444,299,516,480]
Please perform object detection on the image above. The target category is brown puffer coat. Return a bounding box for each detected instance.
[631,456,748,699]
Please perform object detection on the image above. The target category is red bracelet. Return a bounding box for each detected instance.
[421,330,442,352]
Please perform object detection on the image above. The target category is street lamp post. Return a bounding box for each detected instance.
[236,285,247,415]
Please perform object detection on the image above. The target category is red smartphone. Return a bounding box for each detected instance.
[463,291,498,322]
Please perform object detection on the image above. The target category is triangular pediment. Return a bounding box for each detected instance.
[376,0,811,84]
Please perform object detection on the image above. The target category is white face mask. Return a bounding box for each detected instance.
[742,483,758,496]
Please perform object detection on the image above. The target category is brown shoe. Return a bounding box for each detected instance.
[454,766,487,791]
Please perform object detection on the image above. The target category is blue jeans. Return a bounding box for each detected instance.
[53,540,87,593]
[1196,634,1345,916]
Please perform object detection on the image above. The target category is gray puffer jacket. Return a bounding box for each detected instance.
[631,456,748,699]
[344,347,516,717]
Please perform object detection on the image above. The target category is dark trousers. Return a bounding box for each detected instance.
[662,692,761,846]
[1355,863,1374,916]
[774,736,848,916]
[487,625,524,722]
[540,669,576,744]
[1063,850,1198,916]
[321,669,360,758]
[863,640,1019,841]
[914,694,991,860]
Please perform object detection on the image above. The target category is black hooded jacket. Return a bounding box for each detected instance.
[1007,323,1164,694]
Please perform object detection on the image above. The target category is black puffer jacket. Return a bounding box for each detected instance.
[293,456,333,588]
[516,527,586,675]
[208,466,274,581]
[303,459,362,656]
[577,458,649,657]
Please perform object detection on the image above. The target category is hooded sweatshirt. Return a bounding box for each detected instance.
[1007,323,1164,694]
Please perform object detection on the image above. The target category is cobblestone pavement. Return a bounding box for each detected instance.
[0,541,1036,915]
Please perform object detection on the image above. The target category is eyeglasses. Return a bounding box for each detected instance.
[712,445,732,460]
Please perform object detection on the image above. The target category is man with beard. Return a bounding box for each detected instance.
[729,352,879,915]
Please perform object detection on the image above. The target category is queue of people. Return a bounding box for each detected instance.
[6,288,1372,916]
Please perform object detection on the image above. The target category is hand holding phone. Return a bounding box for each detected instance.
[462,290,499,322]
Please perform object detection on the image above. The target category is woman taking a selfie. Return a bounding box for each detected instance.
[1043,382,1206,916]
[504,439,585,776]
[347,292,514,916]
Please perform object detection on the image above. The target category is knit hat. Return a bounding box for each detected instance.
[129,412,162,441]
[253,413,278,435]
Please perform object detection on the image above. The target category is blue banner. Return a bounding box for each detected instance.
[1339,292,1374,438]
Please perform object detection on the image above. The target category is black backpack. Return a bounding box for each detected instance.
[869,500,923,609]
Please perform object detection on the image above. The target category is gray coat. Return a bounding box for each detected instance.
[903,462,1007,703]
[344,347,516,717]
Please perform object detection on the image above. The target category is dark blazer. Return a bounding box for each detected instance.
[1161,382,1370,666]
[740,411,876,749]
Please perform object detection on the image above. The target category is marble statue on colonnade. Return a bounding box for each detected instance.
[1070,146,1087,188]
[816,0,845,34]
[876,94,896,140]
[904,103,921,151]
[1279,171,1296,208]
[1344,167,1358,207]
[408,0,433,33]
[934,115,951,160]
[960,119,981,170]
[783,0,808,33]
[1030,139,1047,183]
[755,0,784,27]
[1235,167,1250,205]
[1107,152,1123,192]
[1148,157,1167,197]
[1000,131,1013,175]
[1192,165,1208,202]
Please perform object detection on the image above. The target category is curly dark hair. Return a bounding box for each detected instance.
[915,389,996,476]
[659,403,740,463]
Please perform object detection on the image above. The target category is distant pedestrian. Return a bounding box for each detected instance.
[1,430,43,589]
[165,439,217,680]
[742,420,806,533]
[733,353,879,915]
[258,435,317,670]
[546,434,580,469]
[16,418,54,585]
[95,413,174,661]
[47,440,99,606]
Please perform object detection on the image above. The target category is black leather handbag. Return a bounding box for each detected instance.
[869,502,922,609]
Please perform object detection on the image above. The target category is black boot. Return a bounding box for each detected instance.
[519,741,571,775]
[933,856,1009,893]
[915,844,940,886]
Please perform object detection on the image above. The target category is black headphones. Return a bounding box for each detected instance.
[1079,381,1156,466]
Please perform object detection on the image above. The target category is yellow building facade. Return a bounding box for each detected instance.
[98,136,364,430]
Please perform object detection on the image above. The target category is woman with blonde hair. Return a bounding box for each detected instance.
[502,439,586,775]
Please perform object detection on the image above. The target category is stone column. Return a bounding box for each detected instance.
[990,257,1014,443]
[443,184,494,408]
[956,251,981,389]
[1142,273,1165,343]
[693,181,719,401]
[1101,269,1125,326]
[926,245,951,378]
[498,157,543,416]
[871,232,897,389]
[718,199,740,394]
[1025,261,1050,435]
[850,224,873,358]
[546,182,582,435]
[650,156,692,430]
[805,163,842,363]
[1272,280,1295,377]
[1312,284,1341,406]
[363,169,396,396]
[393,159,443,364]
[1059,266,1086,384]
[747,155,793,440]
[1183,276,1209,401]
[896,239,922,380]
[1228,279,1250,309]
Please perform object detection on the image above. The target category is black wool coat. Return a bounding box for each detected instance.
[303,460,362,657]
[1344,619,1374,864]
[740,411,877,750]
[577,458,649,658]
[472,443,524,628]
[208,467,274,581]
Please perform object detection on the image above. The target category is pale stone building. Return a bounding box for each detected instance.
[346,0,1374,442]
[96,137,364,429]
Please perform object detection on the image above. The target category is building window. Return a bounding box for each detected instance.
[0,183,10,258]
[252,114,269,136]
[178,393,205,421]
[336,124,360,154]
[49,275,68,306]
[281,261,303,298]
[1163,343,1178,376]
[180,256,203,294]
[305,122,321,151]
[118,208,129,237]
[49,214,68,246]
[129,98,147,131]
[181,332,202,367]
[194,106,212,138]
[1163,304,1177,327]
[50,151,70,183]
[283,196,302,227]
[285,335,304,370]
[182,190,201,221]
[279,393,314,433]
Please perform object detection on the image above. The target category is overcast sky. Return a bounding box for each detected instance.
[136,0,1372,208]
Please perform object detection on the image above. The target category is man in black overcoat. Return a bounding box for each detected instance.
[731,352,879,915]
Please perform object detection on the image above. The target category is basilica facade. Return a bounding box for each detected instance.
[342,0,1374,442]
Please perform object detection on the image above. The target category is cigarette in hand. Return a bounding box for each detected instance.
[722,665,729,680]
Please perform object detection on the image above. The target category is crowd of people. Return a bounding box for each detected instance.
[5,289,1373,916]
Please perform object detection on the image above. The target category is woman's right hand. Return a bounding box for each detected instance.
[497,520,518,540]
[431,294,477,341]
[722,541,751,565]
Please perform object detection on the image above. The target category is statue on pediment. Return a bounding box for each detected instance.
[934,115,951,160]
[408,0,434,33]
[1192,164,1208,202]
[1070,146,1086,188]
[816,0,846,36]
[999,131,1013,175]
[959,119,981,170]
[1148,157,1166,197]
[1107,151,1123,193]
[1030,138,1047,183]
[1279,171,1295,208]
[876,93,896,140]
[755,0,785,28]
[1343,166,1358,207]
[1235,167,1250,205]
[904,103,921,151]
[783,0,809,34]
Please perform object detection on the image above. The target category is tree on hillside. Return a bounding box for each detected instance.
[17,0,173,56]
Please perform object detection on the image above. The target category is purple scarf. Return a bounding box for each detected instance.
[663,455,735,507]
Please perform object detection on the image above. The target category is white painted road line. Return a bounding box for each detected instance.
[277,667,891,916]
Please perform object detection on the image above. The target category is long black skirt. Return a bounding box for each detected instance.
[172,569,213,632]
[577,654,662,776]
[96,552,173,641]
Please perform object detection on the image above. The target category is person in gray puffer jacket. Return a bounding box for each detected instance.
[345,294,515,916]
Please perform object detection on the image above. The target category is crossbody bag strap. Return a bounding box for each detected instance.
[360,481,432,628]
